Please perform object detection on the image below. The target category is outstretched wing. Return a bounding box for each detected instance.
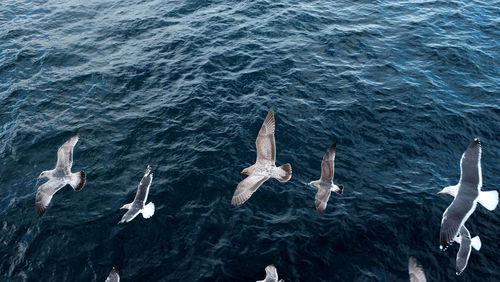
[459,139,481,187]
[440,187,477,250]
[119,206,142,223]
[255,110,276,163]
[320,142,336,183]
[56,133,82,171]
[408,257,427,282]
[133,165,153,204]
[456,226,472,275]
[105,267,120,282]
[231,174,269,205]
[315,187,332,214]
[35,179,66,217]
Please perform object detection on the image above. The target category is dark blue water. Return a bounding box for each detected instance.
[1,0,499,281]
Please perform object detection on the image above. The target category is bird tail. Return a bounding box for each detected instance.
[471,236,481,251]
[141,202,155,219]
[69,171,86,191]
[336,184,344,195]
[477,190,498,211]
[276,163,292,182]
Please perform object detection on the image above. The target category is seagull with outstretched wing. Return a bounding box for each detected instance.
[35,133,86,217]
[308,142,343,214]
[119,165,155,223]
[231,110,292,205]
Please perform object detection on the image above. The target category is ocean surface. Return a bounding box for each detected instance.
[1,0,499,281]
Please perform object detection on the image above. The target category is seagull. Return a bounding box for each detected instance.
[439,138,494,250]
[231,110,292,205]
[308,142,343,214]
[35,133,86,217]
[454,225,481,275]
[105,267,120,282]
[119,165,155,223]
[408,257,427,282]
[256,265,284,282]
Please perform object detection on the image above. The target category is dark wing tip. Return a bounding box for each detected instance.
[231,194,248,206]
[76,131,83,137]
[75,171,86,191]
[36,204,46,217]
[337,184,344,195]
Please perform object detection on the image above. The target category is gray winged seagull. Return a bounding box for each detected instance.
[408,257,426,282]
[119,165,155,223]
[231,110,292,205]
[256,265,284,282]
[439,138,497,250]
[35,133,86,217]
[308,142,343,214]
[454,225,481,275]
[105,267,120,282]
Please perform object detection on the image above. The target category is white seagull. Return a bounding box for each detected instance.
[308,142,343,214]
[119,165,155,223]
[35,133,86,217]
[439,138,497,250]
[231,110,292,205]
[105,267,120,282]
[256,265,284,282]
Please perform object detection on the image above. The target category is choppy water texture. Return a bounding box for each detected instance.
[1,0,499,281]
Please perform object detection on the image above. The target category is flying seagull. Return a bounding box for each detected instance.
[308,142,343,214]
[231,110,292,205]
[35,133,86,217]
[119,165,155,223]
[408,257,426,282]
[105,267,120,282]
[454,225,481,275]
[256,265,284,282]
[439,138,496,250]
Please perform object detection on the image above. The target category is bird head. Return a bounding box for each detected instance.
[38,171,48,180]
[437,185,458,197]
[241,168,250,175]
[120,203,131,210]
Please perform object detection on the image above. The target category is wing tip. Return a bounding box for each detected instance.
[36,204,46,217]
[231,190,251,206]
[75,171,86,191]
[264,109,275,128]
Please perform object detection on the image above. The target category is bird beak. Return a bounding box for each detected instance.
[437,191,442,194]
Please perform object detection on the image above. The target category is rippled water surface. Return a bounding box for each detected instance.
[1,0,499,281]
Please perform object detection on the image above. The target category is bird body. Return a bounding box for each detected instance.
[308,142,343,214]
[439,139,486,250]
[119,165,155,223]
[35,133,86,217]
[231,110,292,205]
